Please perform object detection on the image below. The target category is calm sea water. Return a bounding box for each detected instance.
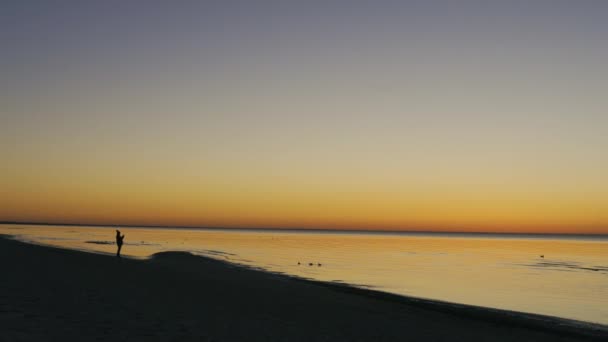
[2,224,607,325]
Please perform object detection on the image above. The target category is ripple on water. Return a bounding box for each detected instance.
[518,260,608,274]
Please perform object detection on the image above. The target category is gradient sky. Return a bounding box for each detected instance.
[2,1,607,233]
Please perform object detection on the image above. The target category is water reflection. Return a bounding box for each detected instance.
[1,224,607,325]
[519,260,608,274]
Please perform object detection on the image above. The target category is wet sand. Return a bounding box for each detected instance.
[1,236,605,341]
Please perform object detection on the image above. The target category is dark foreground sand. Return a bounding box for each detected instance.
[1,236,606,341]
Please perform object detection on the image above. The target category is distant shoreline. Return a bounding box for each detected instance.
[2,221,607,239]
[1,235,606,341]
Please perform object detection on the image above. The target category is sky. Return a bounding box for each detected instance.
[1,1,607,233]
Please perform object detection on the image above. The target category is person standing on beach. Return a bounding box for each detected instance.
[116,230,125,258]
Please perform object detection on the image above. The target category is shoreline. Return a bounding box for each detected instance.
[152,250,608,337]
[298,275,608,338]
[2,235,606,341]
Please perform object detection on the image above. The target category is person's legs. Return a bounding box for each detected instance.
[117,245,122,257]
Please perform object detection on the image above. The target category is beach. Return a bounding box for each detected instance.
[1,236,605,341]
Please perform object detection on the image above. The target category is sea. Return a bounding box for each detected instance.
[2,224,607,326]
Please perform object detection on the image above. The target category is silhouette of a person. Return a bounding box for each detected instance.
[116,230,125,258]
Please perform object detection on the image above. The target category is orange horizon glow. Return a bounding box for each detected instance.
[3,133,607,234]
[3,140,607,234]
[2,172,607,234]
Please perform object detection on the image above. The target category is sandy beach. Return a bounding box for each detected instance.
[1,236,605,341]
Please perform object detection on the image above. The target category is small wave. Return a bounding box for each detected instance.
[519,260,608,274]
[130,241,161,246]
[39,236,78,241]
[85,240,160,247]
[192,249,236,258]
[203,249,236,256]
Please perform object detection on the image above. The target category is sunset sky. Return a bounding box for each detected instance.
[2,1,607,233]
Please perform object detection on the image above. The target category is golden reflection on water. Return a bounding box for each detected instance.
[2,224,607,325]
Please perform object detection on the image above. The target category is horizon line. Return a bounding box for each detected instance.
[1,220,607,237]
